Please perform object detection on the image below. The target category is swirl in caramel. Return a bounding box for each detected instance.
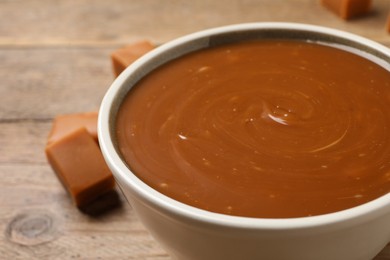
[116,40,390,218]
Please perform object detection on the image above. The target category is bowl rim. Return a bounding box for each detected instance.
[99,22,390,230]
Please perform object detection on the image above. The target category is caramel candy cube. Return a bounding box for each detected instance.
[45,127,115,207]
[387,13,390,34]
[47,112,98,145]
[321,0,372,20]
[111,40,155,77]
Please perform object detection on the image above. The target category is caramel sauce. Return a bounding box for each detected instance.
[116,40,390,218]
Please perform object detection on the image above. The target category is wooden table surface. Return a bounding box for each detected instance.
[2,0,390,259]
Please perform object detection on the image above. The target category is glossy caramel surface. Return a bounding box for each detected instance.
[116,40,390,218]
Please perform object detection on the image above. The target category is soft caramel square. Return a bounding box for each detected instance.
[45,127,115,207]
[321,0,372,20]
[47,112,98,145]
[111,40,155,77]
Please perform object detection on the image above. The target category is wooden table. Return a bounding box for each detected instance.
[2,0,390,259]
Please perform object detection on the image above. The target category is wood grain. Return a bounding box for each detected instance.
[0,48,112,120]
[1,0,389,46]
[1,0,390,259]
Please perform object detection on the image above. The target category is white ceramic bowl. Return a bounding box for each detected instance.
[98,23,390,260]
